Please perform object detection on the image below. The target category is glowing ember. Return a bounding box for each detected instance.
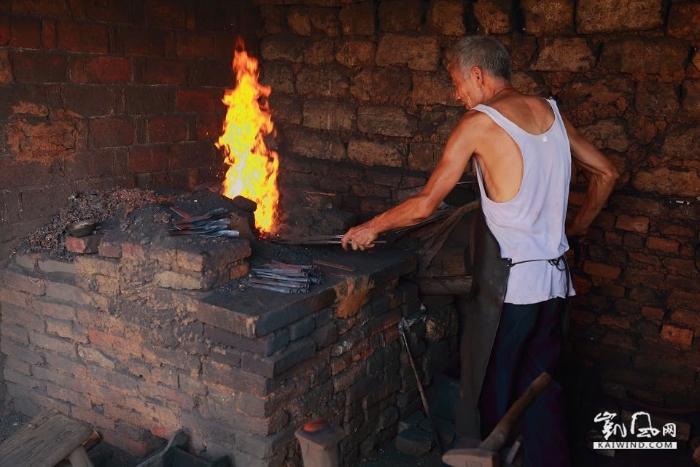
[216,38,279,235]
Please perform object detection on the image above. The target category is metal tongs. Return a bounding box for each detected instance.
[272,234,387,246]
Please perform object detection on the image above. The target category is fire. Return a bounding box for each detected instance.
[216,38,279,235]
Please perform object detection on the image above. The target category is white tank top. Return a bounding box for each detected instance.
[473,98,575,304]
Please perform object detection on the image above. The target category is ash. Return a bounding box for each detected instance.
[25,188,180,257]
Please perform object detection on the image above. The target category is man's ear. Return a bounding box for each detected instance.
[471,66,483,84]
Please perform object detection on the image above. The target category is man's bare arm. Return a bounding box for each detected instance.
[341,113,482,250]
[563,116,620,237]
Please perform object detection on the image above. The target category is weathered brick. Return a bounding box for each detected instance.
[645,236,679,255]
[29,330,76,356]
[302,100,356,131]
[662,258,699,278]
[347,138,403,168]
[412,71,459,106]
[335,40,375,68]
[376,34,440,71]
[633,168,700,198]
[176,32,215,58]
[635,82,679,117]
[357,106,417,137]
[77,345,116,370]
[145,0,187,29]
[142,58,187,85]
[668,3,700,38]
[577,119,630,152]
[600,37,689,74]
[408,142,441,172]
[583,261,621,279]
[615,214,649,234]
[296,68,350,99]
[284,126,346,162]
[351,68,412,104]
[56,21,109,53]
[10,16,42,48]
[2,269,45,295]
[473,0,510,35]
[176,88,223,113]
[62,85,119,117]
[65,234,101,254]
[89,118,135,148]
[303,40,335,66]
[660,324,693,349]
[127,146,169,174]
[340,1,375,36]
[378,0,423,32]
[0,49,11,82]
[12,51,67,83]
[640,306,664,323]
[84,56,132,84]
[286,7,311,36]
[576,0,663,33]
[521,0,574,35]
[532,37,595,72]
[241,338,317,378]
[148,116,189,143]
[682,80,700,115]
[260,35,304,63]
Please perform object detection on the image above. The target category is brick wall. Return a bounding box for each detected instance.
[0,0,261,259]
[254,0,700,407]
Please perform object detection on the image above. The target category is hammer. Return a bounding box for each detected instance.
[442,372,552,467]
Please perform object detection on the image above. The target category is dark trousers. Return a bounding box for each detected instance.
[480,298,570,467]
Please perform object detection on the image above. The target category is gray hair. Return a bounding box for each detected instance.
[447,35,512,81]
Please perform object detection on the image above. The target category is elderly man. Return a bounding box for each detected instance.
[341,35,619,466]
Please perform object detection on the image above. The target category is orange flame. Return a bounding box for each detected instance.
[216,38,279,235]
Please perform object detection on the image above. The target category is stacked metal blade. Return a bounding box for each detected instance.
[246,262,323,294]
[168,207,240,238]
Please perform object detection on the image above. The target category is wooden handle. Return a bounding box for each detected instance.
[480,372,552,453]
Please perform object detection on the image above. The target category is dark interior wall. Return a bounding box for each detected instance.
[255,0,700,406]
[0,0,261,259]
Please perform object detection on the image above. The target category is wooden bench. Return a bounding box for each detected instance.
[0,408,94,467]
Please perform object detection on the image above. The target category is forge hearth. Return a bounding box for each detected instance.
[0,190,459,466]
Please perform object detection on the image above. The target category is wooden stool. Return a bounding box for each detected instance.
[0,408,95,467]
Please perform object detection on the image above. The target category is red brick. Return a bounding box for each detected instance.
[177,89,223,113]
[145,0,187,29]
[148,116,189,143]
[668,290,698,310]
[56,21,109,53]
[72,406,116,432]
[669,310,700,330]
[89,118,135,148]
[196,114,223,140]
[641,307,664,322]
[615,214,649,234]
[41,20,56,48]
[10,16,42,48]
[169,141,214,169]
[176,32,215,58]
[84,56,132,84]
[84,0,132,23]
[65,234,102,254]
[0,49,9,82]
[62,84,118,116]
[598,314,630,329]
[29,330,77,356]
[662,258,699,277]
[5,358,31,376]
[128,145,169,173]
[115,27,165,56]
[645,236,679,255]
[583,261,621,279]
[12,50,67,83]
[12,0,72,18]
[141,58,188,85]
[660,324,693,349]
[0,15,8,44]
[2,269,45,295]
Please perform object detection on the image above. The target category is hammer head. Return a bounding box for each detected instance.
[442,448,500,467]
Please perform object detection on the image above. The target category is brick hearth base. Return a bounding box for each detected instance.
[0,228,458,466]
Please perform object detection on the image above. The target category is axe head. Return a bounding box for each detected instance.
[442,448,501,467]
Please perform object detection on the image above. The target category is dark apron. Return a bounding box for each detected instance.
[454,209,572,438]
[455,209,510,438]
